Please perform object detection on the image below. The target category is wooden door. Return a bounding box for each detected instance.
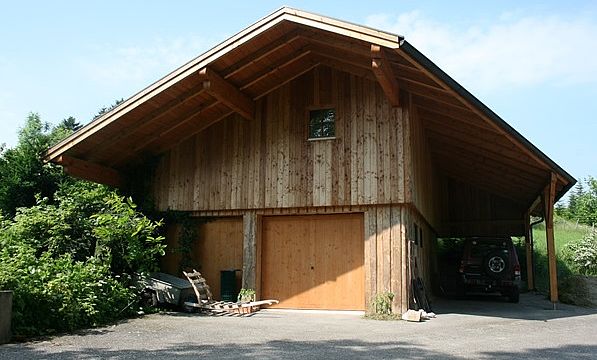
[261,214,365,310]
[194,217,243,300]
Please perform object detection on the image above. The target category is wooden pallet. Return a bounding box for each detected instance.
[182,270,278,315]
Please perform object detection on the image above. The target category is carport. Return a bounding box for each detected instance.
[401,43,576,304]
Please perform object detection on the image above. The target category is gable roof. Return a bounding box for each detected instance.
[46,7,575,211]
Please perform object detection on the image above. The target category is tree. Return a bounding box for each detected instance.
[0,113,70,217]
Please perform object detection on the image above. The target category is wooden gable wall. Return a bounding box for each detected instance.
[151,65,411,212]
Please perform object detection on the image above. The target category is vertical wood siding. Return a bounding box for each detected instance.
[151,66,409,211]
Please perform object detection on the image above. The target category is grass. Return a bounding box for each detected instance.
[527,218,592,296]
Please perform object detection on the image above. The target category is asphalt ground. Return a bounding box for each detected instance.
[1,292,595,359]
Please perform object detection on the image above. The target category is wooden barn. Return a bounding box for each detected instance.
[47,8,575,312]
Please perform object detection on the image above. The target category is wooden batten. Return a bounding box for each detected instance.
[199,67,255,120]
[57,155,122,187]
[371,44,400,107]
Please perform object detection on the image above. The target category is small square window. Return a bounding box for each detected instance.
[309,108,335,139]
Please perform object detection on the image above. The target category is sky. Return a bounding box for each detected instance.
[1,1,596,185]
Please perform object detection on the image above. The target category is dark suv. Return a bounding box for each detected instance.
[459,237,521,302]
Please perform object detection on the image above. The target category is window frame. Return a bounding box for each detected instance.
[307,106,337,141]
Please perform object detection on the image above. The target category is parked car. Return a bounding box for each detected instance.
[459,237,521,302]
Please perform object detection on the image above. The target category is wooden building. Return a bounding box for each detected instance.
[46,8,575,312]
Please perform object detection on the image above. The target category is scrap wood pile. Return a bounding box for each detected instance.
[182,270,278,316]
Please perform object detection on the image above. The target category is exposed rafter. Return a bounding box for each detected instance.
[371,44,400,107]
[57,155,123,187]
[199,67,255,121]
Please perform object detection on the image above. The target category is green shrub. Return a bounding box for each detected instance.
[0,182,165,336]
[365,292,399,320]
[0,245,134,336]
[563,229,597,276]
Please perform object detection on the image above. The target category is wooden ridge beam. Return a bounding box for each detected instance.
[199,67,255,121]
[57,155,123,187]
[371,44,400,107]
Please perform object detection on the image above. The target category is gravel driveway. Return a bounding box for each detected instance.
[1,293,595,359]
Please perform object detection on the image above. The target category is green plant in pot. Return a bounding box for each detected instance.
[237,288,256,303]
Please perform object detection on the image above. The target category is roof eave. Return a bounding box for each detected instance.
[399,40,576,200]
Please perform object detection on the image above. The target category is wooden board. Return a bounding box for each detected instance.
[261,214,365,310]
[151,66,408,212]
[194,218,244,301]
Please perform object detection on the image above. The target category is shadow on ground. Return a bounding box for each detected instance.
[433,292,597,321]
[1,339,596,359]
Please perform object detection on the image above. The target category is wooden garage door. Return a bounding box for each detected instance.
[261,214,365,310]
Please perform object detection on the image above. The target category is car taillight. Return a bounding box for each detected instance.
[514,263,521,276]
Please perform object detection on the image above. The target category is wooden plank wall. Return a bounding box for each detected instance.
[159,218,243,300]
[438,176,526,236]
[408,104,440,229]
[151,66,409,212]
[364,205,411,314]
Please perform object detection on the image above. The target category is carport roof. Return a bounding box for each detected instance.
[46,7,575,212]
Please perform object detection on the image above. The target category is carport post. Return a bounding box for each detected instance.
[544,173,558,306]
[524,211,535,291]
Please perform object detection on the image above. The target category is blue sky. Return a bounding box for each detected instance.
[1,1,596,184]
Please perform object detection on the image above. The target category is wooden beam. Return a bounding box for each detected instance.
[222,30,302,80]
[371,44,400,107]
[84,83,207,160]
[57,155,123,187]
[199,67,255,121]
[242,212,258,292]
[544,172,558,304]
[239,49,312,92]
[128,100,220,155]
[524,210,535,291]
[397,48,556,173]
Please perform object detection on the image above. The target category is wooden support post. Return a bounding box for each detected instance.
[524,210,535,291]
[199,67,255,121]
[543,173,558,304]
[242,212,260,297]
[371,44,400,107]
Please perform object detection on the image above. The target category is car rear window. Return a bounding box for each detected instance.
[470,240,508,258]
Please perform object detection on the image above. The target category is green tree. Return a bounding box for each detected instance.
[0,113,69,217]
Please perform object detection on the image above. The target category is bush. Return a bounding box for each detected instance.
[563,229,597,276]
[0,182,165,336]
[0,245,134,336]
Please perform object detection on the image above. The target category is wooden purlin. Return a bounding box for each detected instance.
[57,155,122,187]
[83,82,207,160]
[396,46,566,181]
